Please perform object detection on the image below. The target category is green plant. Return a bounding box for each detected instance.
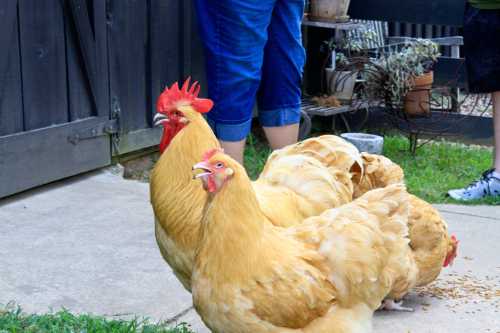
[322,28,377,70]
[363,39,440,107]
[0,306,194,333]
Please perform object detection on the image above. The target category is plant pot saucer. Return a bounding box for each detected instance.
[340,133,384,154]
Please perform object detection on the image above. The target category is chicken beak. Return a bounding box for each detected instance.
[192,161,212,180]
[153,113,169,126]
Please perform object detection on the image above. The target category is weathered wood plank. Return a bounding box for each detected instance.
[18,0,68,130]
[0,0,23,136]
[68,0,99,110]
[108,0,148,132]
[92,0,109,118]
[0,117,110,198]
[0,1,18,91]
[116,127,162,155]
[63,0,94,121]
[150,0,181,123]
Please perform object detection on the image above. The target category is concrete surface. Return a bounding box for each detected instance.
[0,170,499,332]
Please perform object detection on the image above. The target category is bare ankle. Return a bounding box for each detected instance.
[220,140,246,165]
[263,124,299,150]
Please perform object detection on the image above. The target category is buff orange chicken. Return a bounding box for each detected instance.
[191,149,417,333]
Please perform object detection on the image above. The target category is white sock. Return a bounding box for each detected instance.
[492,170,500,179]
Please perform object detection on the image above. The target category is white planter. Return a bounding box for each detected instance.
[325,68,357,102]
[310,0,351,22]
[340,133,384,154]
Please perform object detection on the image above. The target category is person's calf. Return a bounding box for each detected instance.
[262,124,299,150]
[220,139,246,165]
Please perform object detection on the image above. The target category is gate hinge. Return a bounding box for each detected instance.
[68,119,119,145]
[110,95,122,155]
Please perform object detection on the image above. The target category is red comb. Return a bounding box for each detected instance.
[156,77,214,114]
[202,148,224,161]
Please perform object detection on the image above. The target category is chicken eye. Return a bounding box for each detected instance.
[215,162,224,169]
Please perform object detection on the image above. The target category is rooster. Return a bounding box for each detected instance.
[150,79,362,290]
[191,149,417,333]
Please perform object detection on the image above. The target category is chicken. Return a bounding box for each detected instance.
[408,194,459,286]
[353,152,459,293]
[150,79,362,290]
[191,149,417,333]
[150,79,457,304]
[254,135,363,226]
[352,153,405,199]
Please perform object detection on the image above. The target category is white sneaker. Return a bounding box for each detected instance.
[448,169,500,201]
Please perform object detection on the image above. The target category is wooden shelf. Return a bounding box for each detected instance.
[301,98,370,117]
[301,18,365,31]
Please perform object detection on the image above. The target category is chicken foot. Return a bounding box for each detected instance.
[379,299,414,312]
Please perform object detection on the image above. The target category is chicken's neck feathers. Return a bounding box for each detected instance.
[151,113,219,239]
[197,167,272,280]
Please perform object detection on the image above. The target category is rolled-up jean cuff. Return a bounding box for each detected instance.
[259,105,301,127]
[206,117,253,142]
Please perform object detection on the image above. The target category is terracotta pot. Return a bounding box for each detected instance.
[404,71,434,116]
[310,0,351,22]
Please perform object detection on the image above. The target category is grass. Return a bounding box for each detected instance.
[0,307,194,333]
[383,136,498,204]
[243,133,499,205]
[244,134,272,180]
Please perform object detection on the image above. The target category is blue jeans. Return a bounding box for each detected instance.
[194,0,306,141]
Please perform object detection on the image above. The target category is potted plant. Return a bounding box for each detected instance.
[363,39,440,116]
[325,52,357,101]
[322,29,377,102]
[310,0,352,22]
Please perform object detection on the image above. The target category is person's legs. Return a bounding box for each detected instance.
[219,140,246,165]
[448,5,500,200]
[194,0,276,163]
[493,91,500,170]
[262,124,300,151]
[258,0,305,150]
[448,93,500,200]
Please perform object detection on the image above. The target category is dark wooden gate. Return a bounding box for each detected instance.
[0,0,111,198]
[0,0,205,198]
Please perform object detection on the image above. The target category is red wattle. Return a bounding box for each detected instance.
[207,177,217,193]
[159,126,175,153]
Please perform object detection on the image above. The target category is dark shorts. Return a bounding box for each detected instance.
[463,4,500,93]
